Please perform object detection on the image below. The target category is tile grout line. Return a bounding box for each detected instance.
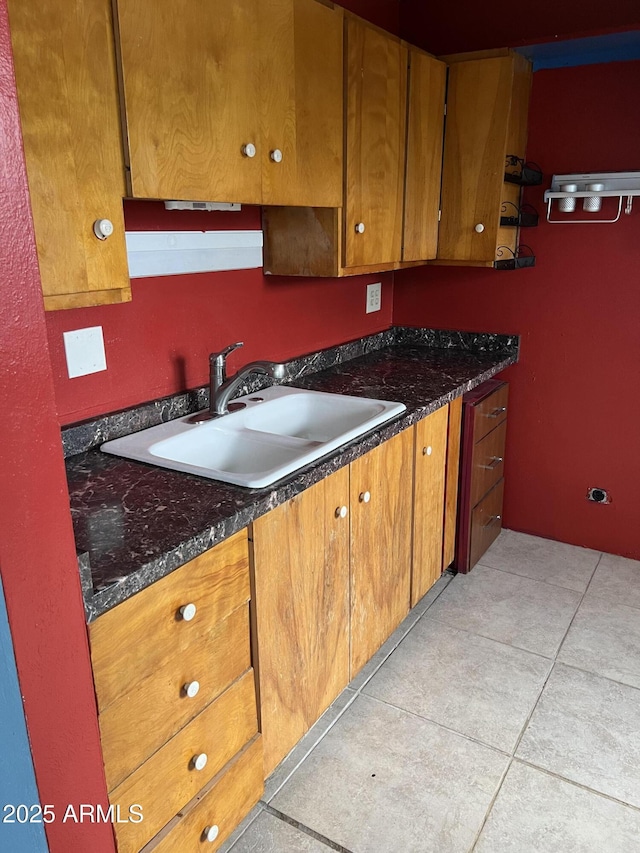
[466,550,605,851]
[552,658,640,694]
[476,554,602,593]
[468,755,515,853]
[509,552,603,759]
[263,804,356,853]
[357,692,513,758]
[513,757,640,813]
[421,612,560,663]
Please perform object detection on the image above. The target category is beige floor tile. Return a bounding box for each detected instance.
[364,618,551,752]
[479,529,600,592]
[587,553,640,609]
[263,689,357,803]
[427,565,581,658]
[558,594,640,688]
[229,811,332,852]
[272,694,508,853]
[475,761,640,853]
[516,663,640,807]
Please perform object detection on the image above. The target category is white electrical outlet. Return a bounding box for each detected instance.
[366,282,382,314]
[63,326,107,378]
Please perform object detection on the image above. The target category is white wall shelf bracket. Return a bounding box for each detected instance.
[544,171,640,224]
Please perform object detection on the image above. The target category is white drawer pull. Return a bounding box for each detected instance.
[241,142,256,158]
[270,148,283,163]
[183,681,200,698]
[203,825,219,843]
[422,445,433,456]
[359,491,371,504]
[179,603,197,622]
[355,222,366,234]
[192,753,208,771]
[474,223,485,233]
[335,505,348,519]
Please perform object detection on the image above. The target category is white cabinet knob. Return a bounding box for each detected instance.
[423,445,433,456]
[179,603,197,622]
[241,142,256,158]
[183,680,200,698]
[359,491,371,504]
[203,825,219,843]
[355,222,366,234]
[270,148,283,163]
[191,753,208,771]
[93,218,114,240]
[474,223,485,233]
[335,505,348,519]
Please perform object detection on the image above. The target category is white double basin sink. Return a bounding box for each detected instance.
[101,386,406,488]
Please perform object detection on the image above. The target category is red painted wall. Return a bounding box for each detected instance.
[401,0,640,54]
[0,3,115,850]
[46,204,394,424]
[394,60,640,560]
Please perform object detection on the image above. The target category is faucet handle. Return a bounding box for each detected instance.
[210,342,244,386]
[211,341,244,363]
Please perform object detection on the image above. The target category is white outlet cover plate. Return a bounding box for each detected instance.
[63,326,107,378]
[366,282,382,314]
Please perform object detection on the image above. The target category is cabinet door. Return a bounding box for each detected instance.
[260,0,343,207]
[344,15,407,268]
[350,429,413,676]
[403,49,446,262]
[411,406,449,606]
[251,469,350,777]
[8,0,130,311]
[114,0,262,203]
[437,56,514,262]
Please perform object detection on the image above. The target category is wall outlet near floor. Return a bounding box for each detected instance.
[366,282,382,314]
[587,487,611,504]
[63,326,107,378]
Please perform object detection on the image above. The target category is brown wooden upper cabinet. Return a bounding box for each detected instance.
[435,49,533,266]
[8,0,131,311]
[263,18,446,276]
[113,0,343,207]
[343,15,408,269]
[402,46,447,263]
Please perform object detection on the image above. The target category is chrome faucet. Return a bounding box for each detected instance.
[196,341,286,419]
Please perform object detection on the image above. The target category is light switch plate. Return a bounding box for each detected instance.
[63,326,107,378]
[366,282,382,314]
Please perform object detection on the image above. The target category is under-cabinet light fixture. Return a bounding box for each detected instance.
[164,201,241,212]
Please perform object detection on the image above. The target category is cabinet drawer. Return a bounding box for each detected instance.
[469,479,504,569]
[142,736,263,853]
[469,420,507,507]
[472,384,509,443]
[111,670,258,853]
[101,605,251,791]
[90,530,249,711]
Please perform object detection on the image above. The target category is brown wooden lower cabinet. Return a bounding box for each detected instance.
[250,467,351,778]
[90,400,466,844]
[411,399,463,605]
[88,531,263,853]
[140,736,263,853]
[411,405,449,606]
[455,379,509,572]
[350,429,414,676]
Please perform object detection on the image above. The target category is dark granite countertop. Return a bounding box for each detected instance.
[65,328,518,621]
